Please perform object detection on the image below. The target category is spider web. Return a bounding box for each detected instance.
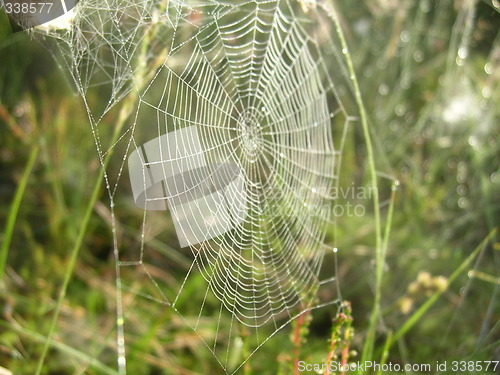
[35,0,356,373]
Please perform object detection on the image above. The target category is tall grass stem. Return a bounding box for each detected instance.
[0,146,39,284]
[325,1,384,368]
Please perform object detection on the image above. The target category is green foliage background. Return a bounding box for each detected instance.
[0,1,499,374]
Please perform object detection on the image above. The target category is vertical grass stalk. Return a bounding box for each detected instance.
[0,146,39,284]
[325,1,384,369]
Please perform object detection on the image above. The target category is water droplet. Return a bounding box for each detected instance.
[378,83,389,96]
[342,48,348,54]
[468,136,478,148]
[390,120,400,131]
[280,152,285,158]
[458,46,468,59]
[493,0,500,8]
[484,63,493,75]
[400,74,411,89]
[458,197,468,209]
[395,105,406,117]
[490,172,498,183]
[457,185,466,196]
[400,30,410,43]
[413,50,424,62]
[313,121,318,127]
[312,187,317,193]
[333,247,339,253]
[481,87,491,99]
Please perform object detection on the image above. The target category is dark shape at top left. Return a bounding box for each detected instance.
[2,0,79,32]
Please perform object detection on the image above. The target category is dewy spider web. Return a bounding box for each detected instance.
[36,0,356,372]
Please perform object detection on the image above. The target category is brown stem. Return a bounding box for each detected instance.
[293,310,310,375]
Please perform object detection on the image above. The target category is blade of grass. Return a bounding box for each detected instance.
[468,270,500,285]
[33,153,108,375]
[476,283,499,350]
[386,228,497,350]
[0,320,118,375]
[324,1,384,368]
[0,145,39,284]
[360,180,397,366]
[376,331,392,375]
[373,185,398,374]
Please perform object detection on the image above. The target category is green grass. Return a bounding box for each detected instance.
[1,1,499,374]
[0,146,38,283]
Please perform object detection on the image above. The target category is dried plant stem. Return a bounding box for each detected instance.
[292,310,311,375]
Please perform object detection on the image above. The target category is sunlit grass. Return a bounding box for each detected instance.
[1,1,499,374]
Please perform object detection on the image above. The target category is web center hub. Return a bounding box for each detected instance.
[238,108,263,163]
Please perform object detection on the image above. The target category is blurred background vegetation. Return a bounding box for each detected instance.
[0,0,499,374]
